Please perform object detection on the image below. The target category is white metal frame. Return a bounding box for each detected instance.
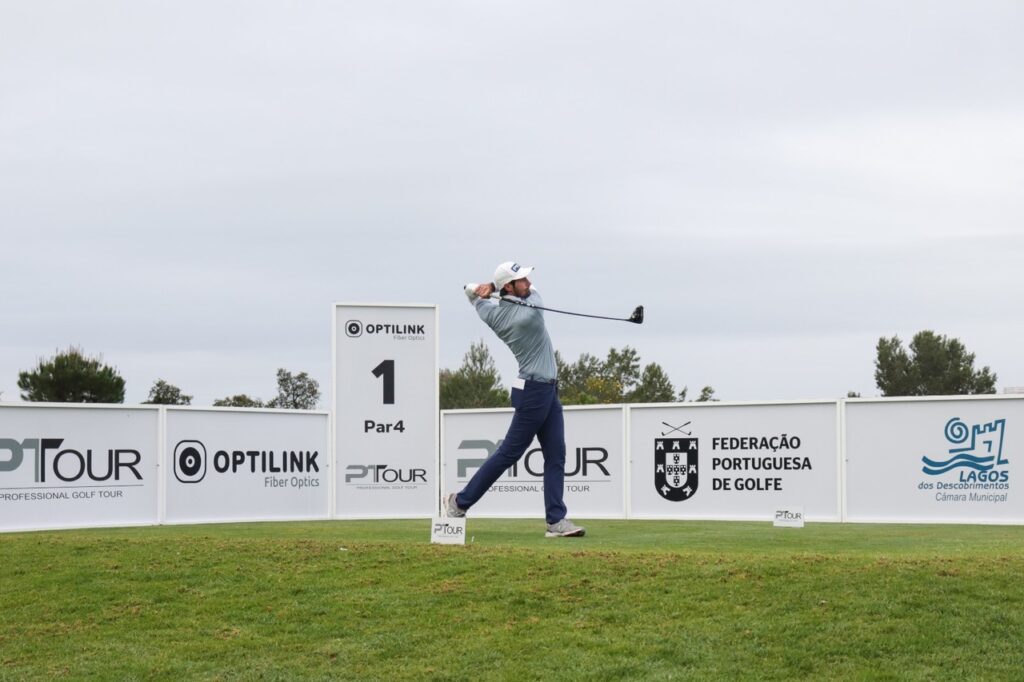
[844,394,1024,404]
[838,400,847,523]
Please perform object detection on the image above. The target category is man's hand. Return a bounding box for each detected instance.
[465,282,496,302]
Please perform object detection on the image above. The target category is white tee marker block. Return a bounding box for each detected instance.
[431,516,466,544]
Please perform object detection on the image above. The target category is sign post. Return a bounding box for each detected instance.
[333,304,438,518]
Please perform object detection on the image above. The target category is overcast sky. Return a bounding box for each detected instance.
[2,1,1022,406]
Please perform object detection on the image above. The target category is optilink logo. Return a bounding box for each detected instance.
[0,438,143,484]
[921,417,1009,483]
[174,441,207,483]
[345,319,425,338]
[173,439,320,484]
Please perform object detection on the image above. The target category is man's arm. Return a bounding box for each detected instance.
[464,282,496,302]
[464,281,509,326]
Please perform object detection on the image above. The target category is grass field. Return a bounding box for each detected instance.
[2,519,1023,680]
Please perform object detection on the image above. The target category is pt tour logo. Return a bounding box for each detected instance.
[655,421,698,502]
[921,417,1008,482]
[0,437,143,484]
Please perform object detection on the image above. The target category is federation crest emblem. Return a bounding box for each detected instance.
[655,437,698,501]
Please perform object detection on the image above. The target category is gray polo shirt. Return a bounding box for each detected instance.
[474,290,557,382]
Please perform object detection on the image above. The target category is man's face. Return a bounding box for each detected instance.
[507,277,531,298]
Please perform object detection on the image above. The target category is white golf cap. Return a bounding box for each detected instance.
[493,261,534,290]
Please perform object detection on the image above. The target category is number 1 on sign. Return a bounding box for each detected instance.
[372,360,395,404]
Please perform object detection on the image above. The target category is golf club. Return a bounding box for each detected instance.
[661,421,691,436]
[490,294,643,324]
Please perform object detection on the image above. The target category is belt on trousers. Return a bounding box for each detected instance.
[516,376,558,387]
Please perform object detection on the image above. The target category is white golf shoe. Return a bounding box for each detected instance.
[443,493,466,518]
[545,518,585,537]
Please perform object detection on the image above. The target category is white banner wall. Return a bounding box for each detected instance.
[629,402,841,521]
[5,394,1022,532]
[441,406,626,518]
[164,408,330,524]
[845,397,1024,524]
[0,405,160,532]
[334,304,438,518]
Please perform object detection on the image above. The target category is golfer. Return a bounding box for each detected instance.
[445,261,585,537]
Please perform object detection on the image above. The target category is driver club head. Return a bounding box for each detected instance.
[629,305,644,324]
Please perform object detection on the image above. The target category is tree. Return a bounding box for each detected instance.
[266,369,321,410]
[696,386,718,402]
[674,385,719,402]
[143,379,192,405]
[17,347,125,403]
[213,394,265,408]
[557,350,626,403]
[627,363,677,403]
[556,351,615,405]
[440,340,508,409]
[875,336,915,396]
[439,343,712,408]
[603,347,642,396]
[875,331,997,396]
[555,346,707,405]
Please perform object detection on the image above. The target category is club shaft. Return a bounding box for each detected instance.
[496,297,630,322]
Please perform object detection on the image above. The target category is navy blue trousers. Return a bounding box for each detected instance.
[455,380,567,524]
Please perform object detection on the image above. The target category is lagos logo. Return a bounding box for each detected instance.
[655,421,698,501]
[921,417,1008,483]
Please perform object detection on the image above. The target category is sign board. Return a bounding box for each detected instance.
[845,397,1023,523]
[430,516,466,544]
[774,507,805,527]
[442,406,625,519]
[0,405,159,532]
[334,304,438,518]
[164,408,330,524]
[628,402,840,521]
